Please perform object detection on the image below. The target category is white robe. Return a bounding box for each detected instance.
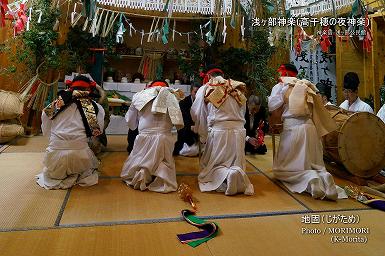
[339,97,374,113]
[36,102,105,189]
[190,85,254,196]
[377,104,385,123]
[121,99,178,193]
[268,82,346,200]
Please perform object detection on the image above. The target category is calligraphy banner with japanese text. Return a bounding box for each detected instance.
[290,40,337,104]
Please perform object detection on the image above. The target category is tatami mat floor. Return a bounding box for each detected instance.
[0,153,67,229]
[0,135,383,256]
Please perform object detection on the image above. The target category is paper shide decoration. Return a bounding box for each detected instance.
[116,13,126,43]
[5,0,245,46]
[205,19,215,45]
[162,18,169,44]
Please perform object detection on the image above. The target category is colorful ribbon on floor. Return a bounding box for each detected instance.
[177,210,219,247]
[345,185,385,211]
[363,198,385,211]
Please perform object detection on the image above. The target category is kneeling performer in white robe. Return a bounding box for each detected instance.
[36,75,105,189]
[191,68,254,196]
[268,64,346,200]
[121,80,184,193]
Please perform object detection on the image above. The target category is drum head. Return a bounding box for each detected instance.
[338,112,385,178]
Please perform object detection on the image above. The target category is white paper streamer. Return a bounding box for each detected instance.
[90,8,100,37]
[129,23,133,36]
[241,16,245,41]
[83,17,89,31]
[222,0,227,43]
[222,20,227,43]
[141,29,145,45]
[104,12,118,37]
[95,9,105,35]
[82,0,235,15]
[116,22,125,43]
[35,9,42,23]
[26,7,32,31]
[147,17,156,42]
[71,3,77,24]
[172,19,176,42]
[100,10,110,37]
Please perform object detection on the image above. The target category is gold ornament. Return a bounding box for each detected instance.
[177,183,197,211]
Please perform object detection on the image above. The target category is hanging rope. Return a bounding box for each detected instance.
[19,62,60,111]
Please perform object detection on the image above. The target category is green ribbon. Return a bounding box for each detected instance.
[162,18,169,44]
[185,214,218,247]
[156,63,163,80]
[352,0,360,16]
[81,0,97,19]
[177,210,219,248]
[205,20,214,45]
[263,0,275,14]
[163,0,171,12]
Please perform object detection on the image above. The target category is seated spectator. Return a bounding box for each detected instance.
[174,82,200,156]
[245,95,268,155]
[316,82,334,106]
[339,72,374,113]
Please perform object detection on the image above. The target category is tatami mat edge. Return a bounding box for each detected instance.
[0,144,9,153]
[245,159,314,210]
[0,208,376,233]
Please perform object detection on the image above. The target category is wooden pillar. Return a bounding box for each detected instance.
[371,17,380,112]
[335,33,344,104]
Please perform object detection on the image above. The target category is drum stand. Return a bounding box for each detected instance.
[271,124,282,158]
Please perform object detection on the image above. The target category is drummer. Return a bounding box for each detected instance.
[316,82,334,106]
[268,64,346,201]
[339,72,374,113]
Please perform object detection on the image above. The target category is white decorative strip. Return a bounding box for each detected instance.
[287,0,356,17]
[96,0,251,15]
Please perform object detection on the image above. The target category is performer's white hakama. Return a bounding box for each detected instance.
[191,82,254,196]
[36,103,105,189]
[121,87,183,193]
[269,78,347,200]
[339,97,374,113]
